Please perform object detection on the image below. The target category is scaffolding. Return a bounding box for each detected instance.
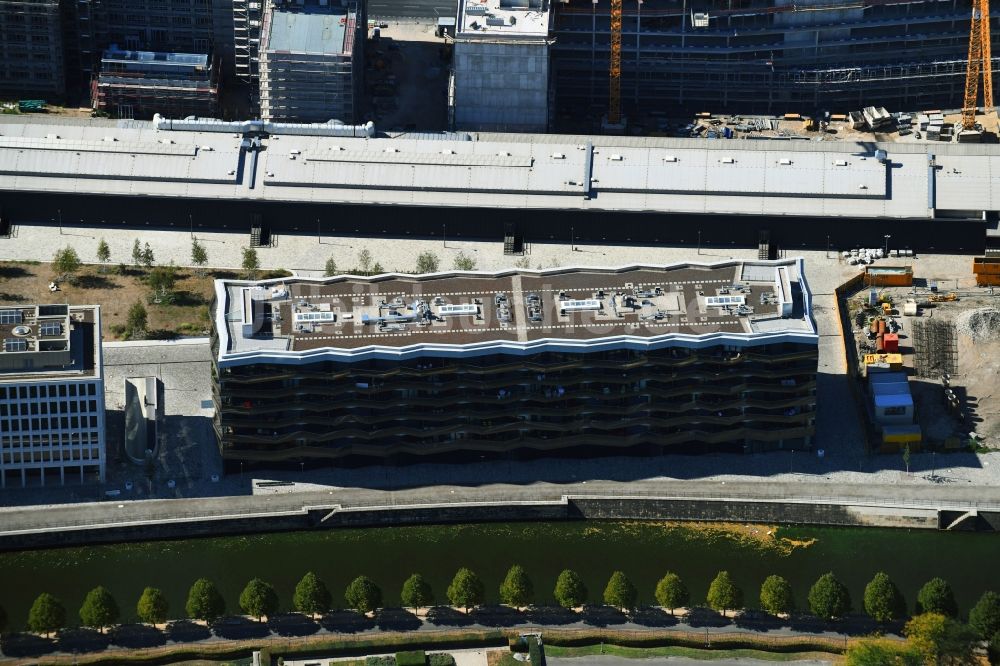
[92,50,221,120]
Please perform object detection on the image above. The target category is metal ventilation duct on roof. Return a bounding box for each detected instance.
[485,16,505,25]
[465,4,488,14]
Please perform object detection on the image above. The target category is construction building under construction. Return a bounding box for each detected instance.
[92,48,221,120]
[549,0,1000,122]
[258,0,365,122]
[0,0,66,99]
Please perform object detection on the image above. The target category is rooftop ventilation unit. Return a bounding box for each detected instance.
[692,12,709,27]
[438,304,479,316]
[466,4,488,14]
[485,16,505,26]
[705,295,746,307]
[294,311,336,323]
[560,299,602,312]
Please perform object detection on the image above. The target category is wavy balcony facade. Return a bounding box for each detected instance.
[212,260,819,465]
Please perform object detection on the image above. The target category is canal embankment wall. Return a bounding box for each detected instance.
[3,493,999,551]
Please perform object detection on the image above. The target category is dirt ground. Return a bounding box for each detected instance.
[847,281,1000,448]
[0,260,215,340]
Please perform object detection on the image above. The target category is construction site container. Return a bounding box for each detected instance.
[882,424,922,450]
[865,265,913,287]
[973,257,1000,286]
[883,333,899,353]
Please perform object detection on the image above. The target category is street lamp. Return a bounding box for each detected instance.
[442,223,447,248]
[697,230,702,255]
[884,234,891,256]
[190,213,194,239]
[571,226,575,251]
[58,208,63,235]
[826,234,831,259]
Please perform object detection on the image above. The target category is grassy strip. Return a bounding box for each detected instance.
[539,630,846,655]
[544,644,836,662]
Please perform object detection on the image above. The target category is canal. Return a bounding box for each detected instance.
[1,522,998,630]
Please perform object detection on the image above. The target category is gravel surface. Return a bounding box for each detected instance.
[955,307,1000,342]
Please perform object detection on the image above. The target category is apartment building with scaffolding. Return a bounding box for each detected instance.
[548,0,1000,121]
[0,0,66,99]
[211,260,818,467]
[93,48,221,119]
[0,304,106,488]
[258,0,365,122]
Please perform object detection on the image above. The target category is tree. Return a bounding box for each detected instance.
[125,300,148,340]
[905,612,977,665]
[447,568,485,612]
[371,262,384,274]
[654,572,689,615]
[553,569,588,609]
[241,247,260,280]
[324,257,338,277]
[499,564,534,609]
[808,572,852,621]
[902,444,911,475]
[916,578,958,617]
[358,248,373,273]
[293,571,332,617]
[148,265,178,303]
[416,251,440,274]
[53,246,81,282]
[28,593,66,636]
[401,573,434,612]
[96,239,111,272]
[240,578,279,621]
[186,578,226,623]
[970,591,1000,639]
[79,585,120,633]
[136,587,169,625]
[759,575,795,616]
[191,239,208,276]
[453,252,476,271]
[707,571,743,614]
[141,242,155,268]
[603,571,637,611]
[864,572,905,623]
[132,239,143,267]
[989,630,1000,666]
[845,639,921,666]
[344,575,382,614]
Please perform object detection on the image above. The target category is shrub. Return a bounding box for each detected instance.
[366,657,395,666]
[395,650,426,666]
[428,655,456,666]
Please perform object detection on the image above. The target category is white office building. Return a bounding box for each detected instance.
[0,304,106,488]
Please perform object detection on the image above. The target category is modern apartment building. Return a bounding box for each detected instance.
[258,0,365,122]
[211,260,818,466]
[0,0,66,99]
[0,304,106,488]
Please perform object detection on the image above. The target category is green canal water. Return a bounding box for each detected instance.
[1,522,998,630]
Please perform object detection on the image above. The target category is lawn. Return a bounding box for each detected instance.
[542,644,839,662]
[0,260,217,340]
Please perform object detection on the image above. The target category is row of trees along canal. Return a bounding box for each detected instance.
[8,567,1000,648]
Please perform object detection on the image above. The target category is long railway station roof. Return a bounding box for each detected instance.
[0,116,997,218]
[214,259,816,365]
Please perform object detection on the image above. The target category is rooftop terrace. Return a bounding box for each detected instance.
[216,260,816,363]
[0,304,101,380]
[457,0,551,38]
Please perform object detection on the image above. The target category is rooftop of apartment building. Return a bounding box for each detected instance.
[0,304,101,382]
[265,2,355,55]
[215,260,816,362]
[456,0,551,39]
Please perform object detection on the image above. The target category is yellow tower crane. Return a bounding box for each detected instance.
[962,0,993,130]
[608,0,623,126]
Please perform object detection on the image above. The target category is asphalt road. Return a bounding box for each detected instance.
[1,478,999,537]
[368,0,456,19]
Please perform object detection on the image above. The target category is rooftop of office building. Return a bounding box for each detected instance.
[0,304,102,381]
[215,259,816,363]
[265,3,354,55]
[456,0,551,38]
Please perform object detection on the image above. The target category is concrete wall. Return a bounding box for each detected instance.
[453,40,549,132]
[4,496,998,551]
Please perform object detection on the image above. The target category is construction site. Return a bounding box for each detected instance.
[843,257,1000,454]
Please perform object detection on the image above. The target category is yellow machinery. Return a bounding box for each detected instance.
[962,0,993,130]
[929,292,959,302]
[608,0,622,125]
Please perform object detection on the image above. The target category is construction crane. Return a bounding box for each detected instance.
[962,0,993,130]
[608,0,623,126]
